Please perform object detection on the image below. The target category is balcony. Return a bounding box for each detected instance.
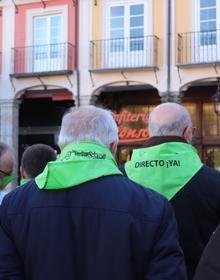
[177,30,220,66]
[11,42,75,78]
[90,35,159,71]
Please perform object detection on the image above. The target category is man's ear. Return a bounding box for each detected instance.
[110,142,117,156]
[183,126,192,144]
[20,166,27,179]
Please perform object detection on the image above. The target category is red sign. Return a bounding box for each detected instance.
[114,110,149,143]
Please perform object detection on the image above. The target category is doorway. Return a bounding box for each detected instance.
[19,95,74,163]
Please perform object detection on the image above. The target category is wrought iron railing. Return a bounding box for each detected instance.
[90,35,159,70]
[11,42,75,76]
[177,30,220,65]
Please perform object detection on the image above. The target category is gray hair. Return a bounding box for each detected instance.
[0,142,15,165]
[58,105,118,150]
[148,103,192,137]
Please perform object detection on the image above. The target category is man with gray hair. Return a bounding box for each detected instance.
[0,105,186,279]
[125,102,220,279]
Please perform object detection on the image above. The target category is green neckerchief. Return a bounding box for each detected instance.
[20,178,31,186]
[125,142,203,200]
[1,175,17,188]
[36,141,122,190]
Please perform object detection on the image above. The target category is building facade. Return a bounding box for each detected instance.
[0,0,220,169]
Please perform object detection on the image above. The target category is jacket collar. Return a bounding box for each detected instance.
[142,136,187,148]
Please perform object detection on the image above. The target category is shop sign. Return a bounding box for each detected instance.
[114,110,149,143]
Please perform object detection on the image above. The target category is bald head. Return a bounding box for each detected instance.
[148,103,193,143]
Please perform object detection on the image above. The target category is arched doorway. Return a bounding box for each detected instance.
[92,83,161,163]
[19,88,75,163]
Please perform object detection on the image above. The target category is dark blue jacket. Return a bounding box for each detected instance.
[0,175,186,280]
[171,165,220,279]
[194,221,220,280]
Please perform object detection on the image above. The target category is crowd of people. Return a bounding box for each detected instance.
[0,103,219,279]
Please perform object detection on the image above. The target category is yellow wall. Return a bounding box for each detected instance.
[176,0,190,34]
[175,0,190,64]
[153,0,164,66]
[93,3,100,40]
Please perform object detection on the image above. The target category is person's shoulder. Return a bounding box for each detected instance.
[197,165,220,182]
[182,165,220,198]
[1,179,37,209]
[202,165,220,175]
[115,175,170,222]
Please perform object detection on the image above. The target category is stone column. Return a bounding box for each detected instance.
[80,95,92,106]
[167,92,183,103]
[160,91,182,103]
[0,99,20,171]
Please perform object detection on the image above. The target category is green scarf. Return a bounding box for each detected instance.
[36,141,122,190]
[2,175,17,188]
[20,178,31,186]
[125,142,203,200]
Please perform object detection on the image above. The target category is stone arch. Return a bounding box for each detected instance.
[180,76,219,93]
[15,84,74,100]
[90,80,161,105]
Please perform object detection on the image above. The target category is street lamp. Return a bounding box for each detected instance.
[212,80,220,115]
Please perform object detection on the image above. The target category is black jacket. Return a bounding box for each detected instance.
[171,165,220,280]
[123,137,220,280]
[0,175,186,280]
[194,222,220,280]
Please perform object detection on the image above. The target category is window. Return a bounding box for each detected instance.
[108,3,146,52]
[26,5,67,72]
[130,4,144,51]
[110,6,125,52]
[102,0,152,68]
[34,14,62,60]
[200,0,216,45]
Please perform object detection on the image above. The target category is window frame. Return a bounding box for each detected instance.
[102,0,151,40]
[26,5,68,47]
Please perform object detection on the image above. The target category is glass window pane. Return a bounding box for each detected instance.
[110,18,124,28]
[50,15,61,44]
[35,45,48,59]
[110,39,124,52]
[130,16,144,27]
[51,15,61,27]
[200,31,216,45]
[51,37,60,44]
[35,17,47,29]
[200,21,216,31]
[130,28,144,38]
[34,18,47,45]
[200,8,216,20]
[35,28,45,40]
[51,27,60,38]
[110,6,124,17]
[50,44,61,58]
[130,38,144,51]
[110,29,124,39]
[130,4,144,15]
[200,0,216,8]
